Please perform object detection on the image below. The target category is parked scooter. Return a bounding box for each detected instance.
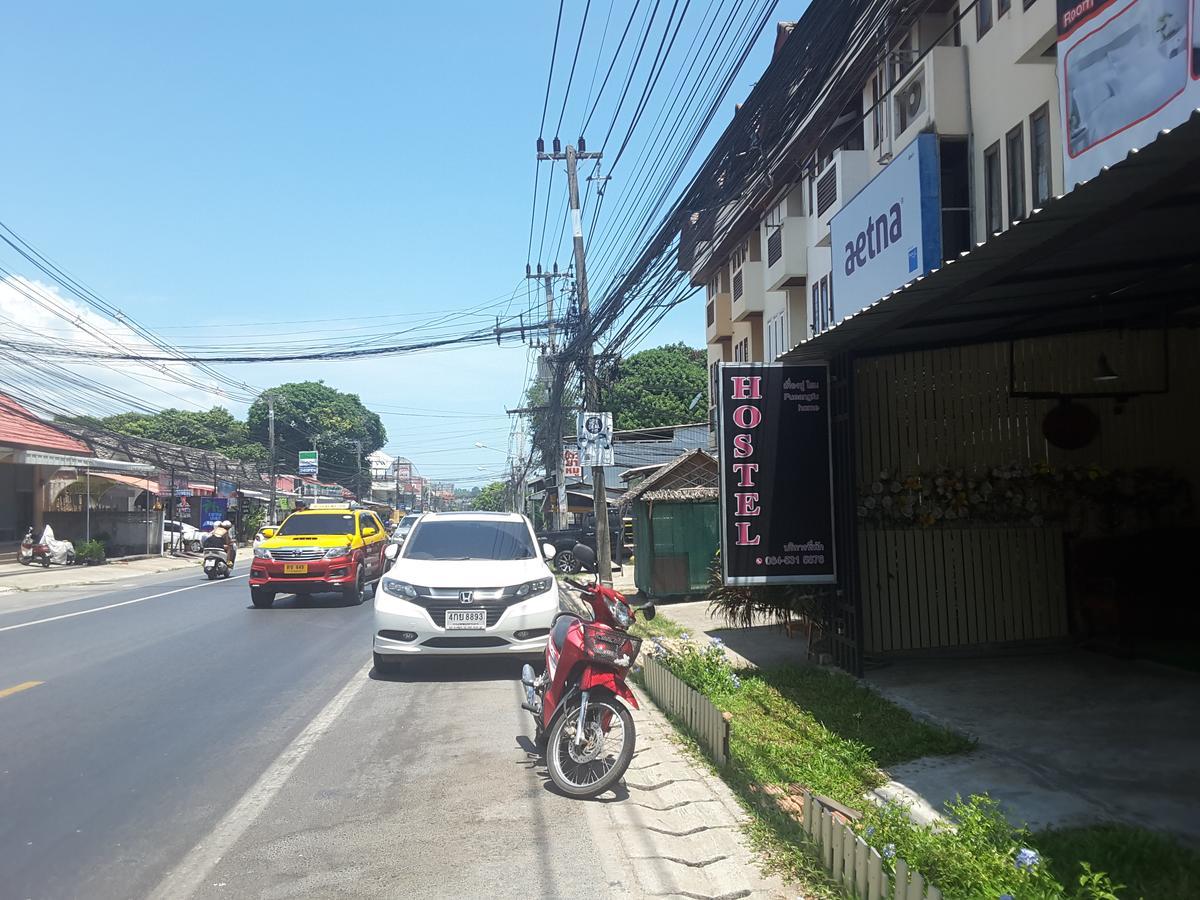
[18,526,35,565]
[520,543,654,798]
[202,547,232,579]
[30,525,76,567]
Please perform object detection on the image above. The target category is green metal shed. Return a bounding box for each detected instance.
[625,450,719,599]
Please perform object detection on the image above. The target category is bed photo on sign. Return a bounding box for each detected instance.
[1064,0,1189,157]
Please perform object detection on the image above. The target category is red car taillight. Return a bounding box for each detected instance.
[581,624,641,668]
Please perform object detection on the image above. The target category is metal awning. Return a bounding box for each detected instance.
[11,449,156,474]
[782,109,1200,363]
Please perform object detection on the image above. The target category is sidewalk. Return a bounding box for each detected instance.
[616,684,795,898]
[0,554,204,593]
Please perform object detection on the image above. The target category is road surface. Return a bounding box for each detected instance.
[0,564,633,899]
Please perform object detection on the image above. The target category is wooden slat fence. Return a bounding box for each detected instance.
[640,656,730,767]
[799,789,943,900]
[859,526,1068,653]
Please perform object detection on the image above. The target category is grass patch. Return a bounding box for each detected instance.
[1033,823,1200,900]
[705,663,971,808]
[629,609,685,641]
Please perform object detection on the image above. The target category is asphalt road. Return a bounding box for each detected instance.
[0,565,633,899]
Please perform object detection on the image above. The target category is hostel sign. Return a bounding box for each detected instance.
[717,363,835,585]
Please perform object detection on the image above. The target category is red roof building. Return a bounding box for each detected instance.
[0,394,93,456]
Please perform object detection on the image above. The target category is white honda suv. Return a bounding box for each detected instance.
[373,511,560,672]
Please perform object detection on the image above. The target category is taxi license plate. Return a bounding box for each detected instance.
[445,610,486,630]
[283,563,309,575]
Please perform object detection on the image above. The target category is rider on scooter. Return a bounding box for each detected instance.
[204,520,236,566]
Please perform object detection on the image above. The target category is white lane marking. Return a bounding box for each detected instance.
[147,660,373,900]
[0,574,249,634]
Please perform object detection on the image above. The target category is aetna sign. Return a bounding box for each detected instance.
[829,133,941,322]
[843,203,903,277]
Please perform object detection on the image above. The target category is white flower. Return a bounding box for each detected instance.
[871,482,884,494]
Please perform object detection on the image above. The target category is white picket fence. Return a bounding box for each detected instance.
[799,789,943,900]
[639,655,730,767]
[639,657,943,900]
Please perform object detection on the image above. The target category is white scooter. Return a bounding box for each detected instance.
[202,547,232,579]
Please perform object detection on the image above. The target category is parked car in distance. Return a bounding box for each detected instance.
[536,509,628,574]
[163,519,206,553]
[249,505,388,608]
[373,511,560,672]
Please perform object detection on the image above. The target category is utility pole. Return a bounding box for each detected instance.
[525,265,570,530]
[538,138,611,584]
[354,440,363,502]
[267,394,277,525]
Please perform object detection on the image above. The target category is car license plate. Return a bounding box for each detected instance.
[283,563,309,575]
[445,609,486,630]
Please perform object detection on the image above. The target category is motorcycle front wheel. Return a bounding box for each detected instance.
[546,695,635,798]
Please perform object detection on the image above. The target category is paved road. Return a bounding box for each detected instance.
[0,565,631,899]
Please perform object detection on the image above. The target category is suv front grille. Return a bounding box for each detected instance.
[269,547,328,561]
[412,587,517,629]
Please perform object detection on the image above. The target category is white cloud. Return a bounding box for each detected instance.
[0,275,237,418]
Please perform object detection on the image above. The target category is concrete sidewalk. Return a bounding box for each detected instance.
[0,554,205,593]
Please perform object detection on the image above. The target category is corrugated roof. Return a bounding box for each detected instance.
[0,394,94,456]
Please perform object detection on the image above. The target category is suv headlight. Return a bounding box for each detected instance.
[325,544,352,559]
[381,577,418,599]
[605,596,634,629]
[253,548,271,559]
[514,577,553,598]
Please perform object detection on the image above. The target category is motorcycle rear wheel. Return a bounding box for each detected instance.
[546,696,635,798]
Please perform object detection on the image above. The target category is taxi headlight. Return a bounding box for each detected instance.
[325,544,352,559]
[253,548,271,559]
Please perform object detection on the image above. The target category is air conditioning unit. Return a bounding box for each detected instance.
[895,69,926,135]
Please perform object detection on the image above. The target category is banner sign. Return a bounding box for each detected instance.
[394,461,412,480]
[717,363,835,585]
[298,450,318,476]
[563,448,582,479]
[200,498,228,530]
[157,473,191,496]
[577,412,614,467]
[1057,0,1194,187]
[216,479,236,499]
[830,133,941,326]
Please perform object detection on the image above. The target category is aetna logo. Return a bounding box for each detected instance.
[843,202,903,277]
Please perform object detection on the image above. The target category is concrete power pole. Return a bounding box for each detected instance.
[526,266,570,531]
[539,139,611,584]
[267,394,277,525]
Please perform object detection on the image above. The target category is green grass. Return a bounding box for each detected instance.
[629,609,686,641]
[1033,824,1200,900]
[716,665,973,808]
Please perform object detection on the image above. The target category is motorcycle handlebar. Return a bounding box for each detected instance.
[563,578,594,591]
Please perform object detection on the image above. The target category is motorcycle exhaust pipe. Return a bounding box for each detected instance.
[520,664,541,714]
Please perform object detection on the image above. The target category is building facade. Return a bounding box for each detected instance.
[700,0,1064,427]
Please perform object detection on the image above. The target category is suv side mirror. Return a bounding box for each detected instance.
[260,527,276,539]
[542,542,557,560]
[384,543,400,561]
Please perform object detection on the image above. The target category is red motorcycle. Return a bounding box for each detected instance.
[521,544,655,798]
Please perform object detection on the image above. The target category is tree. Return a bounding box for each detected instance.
[95,407,267,462]
[247,382,386,495]
[602,343,706,431]
[471,481,507,512]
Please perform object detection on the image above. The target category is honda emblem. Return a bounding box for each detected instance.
[459,591,473,604]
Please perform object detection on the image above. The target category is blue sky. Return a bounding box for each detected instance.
[0,1,783,484]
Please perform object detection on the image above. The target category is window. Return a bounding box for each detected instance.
[871,74,883,148]
[404,520,536,561]
[1030,104,1051,207]
[1006,124,1026,222]
[819,277,830,331]
[998,0,1010,15]
[977,0,993,37]
[709,361,720,405]
[984,141,1002,235]
[734,337,749,362]
[811,283,819,336]
[278,514,356,536]
[1023,0,1038,8]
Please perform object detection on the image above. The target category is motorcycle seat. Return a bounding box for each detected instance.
[551,614,580,651]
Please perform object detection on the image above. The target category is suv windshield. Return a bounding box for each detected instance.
[404,520,535,560]
[277,513,356,536]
